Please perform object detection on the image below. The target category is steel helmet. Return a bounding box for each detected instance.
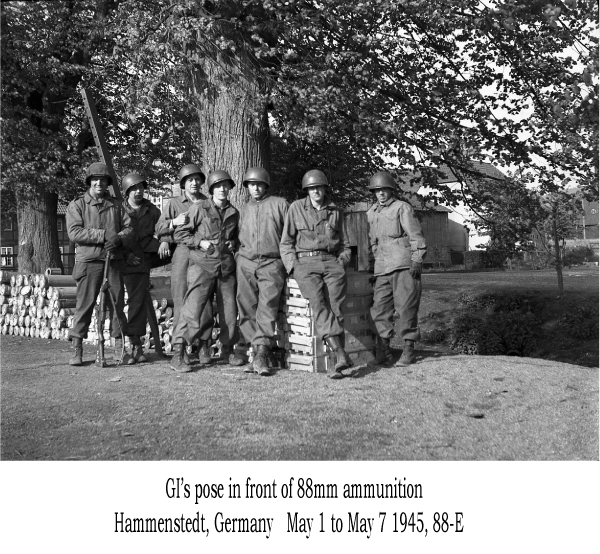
[368,171,397,191]
[301,169,328,189]
[242,167,270,188]
[121,172,147,196]
[85,162,112,186]
[178,163,206,188]
[207,170,235,193]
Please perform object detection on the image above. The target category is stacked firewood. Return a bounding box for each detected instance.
[0,270,76,340]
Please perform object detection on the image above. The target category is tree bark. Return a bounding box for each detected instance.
[16,184,63,274]
[193,50,270,208]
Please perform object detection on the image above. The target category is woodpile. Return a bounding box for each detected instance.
[0,269,178,353]
[0,270,77,340]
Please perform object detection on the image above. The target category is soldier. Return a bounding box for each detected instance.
[366,171,427,367]
[280,169,352,379]
[66,162,133,366]
[121,172,162,363]
[155,164,214,366]
[236,167,289,376]
[169,170,241,373]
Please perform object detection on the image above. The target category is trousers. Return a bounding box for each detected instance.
[175,262,238,347]
[69,259,127,339]
[370,268,421,341]
[236,255,286,347]
[170,244,213,345]
[293,254,346,340]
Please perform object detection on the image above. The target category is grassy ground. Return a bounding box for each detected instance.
[1,267,597,461]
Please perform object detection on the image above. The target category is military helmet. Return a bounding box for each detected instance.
[207,170,235,193]
[85,162,112,186]
[178,163,206,189]
[301,169,328,189]
[121,172,147,196]
[368,171,397,191]
[242,167,270,188]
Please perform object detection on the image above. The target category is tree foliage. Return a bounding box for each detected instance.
[1,1,598,265]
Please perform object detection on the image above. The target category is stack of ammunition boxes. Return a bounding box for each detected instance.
[278,270,376,372]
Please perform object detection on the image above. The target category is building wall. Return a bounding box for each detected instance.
[0,213,73,273]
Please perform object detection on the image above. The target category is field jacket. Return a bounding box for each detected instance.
[122,198,161,274]
[367,197,427,276]
[66,192,133,263]
[238,194,289,261]
[155,193,208,245]
[280,195,351,274]
[173,198,239,276]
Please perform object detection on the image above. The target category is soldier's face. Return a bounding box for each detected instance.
[89,177,109,197]
[248,182,268,200]
[184,174,203,195]
[374,187,393,204]
[127,183,145,203]
[212,181,233,202]
[307,185,326,204]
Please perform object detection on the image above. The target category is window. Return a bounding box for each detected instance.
[2,217,13,231]
[57,219,63,231]
[1,246,14,267]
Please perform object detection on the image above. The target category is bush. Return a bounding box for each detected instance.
[558,304,599,339]
[563,246,596,266]
[451,292,540,356]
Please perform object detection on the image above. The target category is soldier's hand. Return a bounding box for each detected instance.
[198,239,214,252]
[409,262,422,280]
[104,230,122,251]
[126,253,141,266]
[224,240,235,252]
[173,212,189,227]
[158,241,171,259]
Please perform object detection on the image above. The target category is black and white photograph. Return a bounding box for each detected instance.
[1,0,598,551]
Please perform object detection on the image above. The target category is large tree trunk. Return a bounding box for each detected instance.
[16,184,63,273]
[193,51,270,208]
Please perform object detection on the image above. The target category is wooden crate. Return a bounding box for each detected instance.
[285,348,375,373]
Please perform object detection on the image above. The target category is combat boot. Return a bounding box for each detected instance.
[170,343,192,373]
[253,345,271,376]
[114,338,135,365]
[130,336,147,363]
[325,335,352,379]
[69,337,83,366]
[220,344,246,367]
[396,339,416,366]
[367,336,393,367]
[197,340,212,364]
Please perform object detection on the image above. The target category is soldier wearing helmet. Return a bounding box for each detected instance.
[120,172,162,364]
[366,170,427,367]
[236,167,290,376]
[280,169,353,379]
[65,162,134,366]
[170,169,241,372]
[155,164,215,368]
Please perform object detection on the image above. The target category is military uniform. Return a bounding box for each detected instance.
[67,192,133,342]
[172,198,240,350]
[237,193,289,350]
[280,195,351,341]
[155,193,214,347]
[122,197,161,339]
[367,197,427,342]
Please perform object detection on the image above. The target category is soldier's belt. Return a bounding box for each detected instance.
[297,251,335,258]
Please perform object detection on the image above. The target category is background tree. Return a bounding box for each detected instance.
[1,0,117,273]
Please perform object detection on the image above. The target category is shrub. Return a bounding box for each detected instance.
[558,305,599,339]
[451,292,540,356]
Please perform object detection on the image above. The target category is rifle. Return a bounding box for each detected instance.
[96,253,112,367]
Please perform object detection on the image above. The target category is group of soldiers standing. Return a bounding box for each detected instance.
[66,161,427,379]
